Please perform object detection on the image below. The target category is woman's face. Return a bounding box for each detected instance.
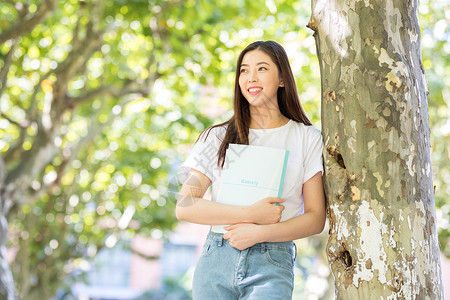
[238,49,284,108]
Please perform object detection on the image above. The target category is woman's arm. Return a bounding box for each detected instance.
[223,172,326,250]
[176,169,286,225]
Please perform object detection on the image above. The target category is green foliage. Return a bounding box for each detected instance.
[0,0,323,297]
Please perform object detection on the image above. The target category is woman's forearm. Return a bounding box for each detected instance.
[256,172,326,243]
[176,194,285,226]
[258,211,326,243]
[221,210,326,250]
[176,196,251,225]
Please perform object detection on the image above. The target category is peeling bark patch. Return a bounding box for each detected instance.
[330,203,350,240]
[330,90,336,100]
[365,258,373,269]
[350,186,361,201]
[386,71,402,91]
[377,48,409,94]
[327,145,346,168]
[373,172,384,197]
[350,120,357,132]
[347,137,357,153]
[353,201,388,286]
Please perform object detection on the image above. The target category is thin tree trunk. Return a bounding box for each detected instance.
[0,155,17,299]
[0,216,16,300]
[309,0,443,298]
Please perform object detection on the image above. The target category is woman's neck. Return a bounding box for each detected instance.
[249,106,289,129]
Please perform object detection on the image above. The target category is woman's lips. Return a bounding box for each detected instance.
[248,87,263,96]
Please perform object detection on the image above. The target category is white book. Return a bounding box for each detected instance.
[211,144,289,233]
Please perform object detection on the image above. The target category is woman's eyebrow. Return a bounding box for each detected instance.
[240,62,270,67]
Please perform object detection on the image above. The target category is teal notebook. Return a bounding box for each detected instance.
[211,144,289,233]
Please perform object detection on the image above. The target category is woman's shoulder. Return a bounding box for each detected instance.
[198,124,227,143]
[290,120,322,139]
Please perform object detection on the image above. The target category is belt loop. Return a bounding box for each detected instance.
[261,243,266,253]
[218,235,223,247]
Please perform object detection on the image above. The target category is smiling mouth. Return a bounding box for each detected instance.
[248,87,263,96]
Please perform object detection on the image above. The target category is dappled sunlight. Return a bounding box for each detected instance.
[311,0,353,59]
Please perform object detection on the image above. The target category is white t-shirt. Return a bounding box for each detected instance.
[181,119,324,223]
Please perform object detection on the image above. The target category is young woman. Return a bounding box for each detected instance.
[177,40,326,299]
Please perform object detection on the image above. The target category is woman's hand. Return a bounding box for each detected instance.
[223,223,264,250]
[246,197,285,224]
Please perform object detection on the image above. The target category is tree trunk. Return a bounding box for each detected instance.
[309,0,443,298]
[0,215,16,300]
[0,156,16,300]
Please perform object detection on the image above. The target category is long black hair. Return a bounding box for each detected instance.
[202,41,312,167]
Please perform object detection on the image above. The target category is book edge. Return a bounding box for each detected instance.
[277,150,290,198]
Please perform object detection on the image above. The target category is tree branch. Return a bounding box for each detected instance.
[0,112,29,129]
[0,156,5,189]
[24,94,133,205]
[66,80,152,108]
[2,131,26,168]
[0,41,18,98]
[0,0,58,45]
[70,1,89,49]
[50,0,109,118]
[4,127,57,189]
[52,108,112,188]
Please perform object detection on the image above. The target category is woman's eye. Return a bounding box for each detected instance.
[240,69,248,73]
[259,67,267,71]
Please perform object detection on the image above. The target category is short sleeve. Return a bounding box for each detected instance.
[302,127,324,184]
[181,127,224,182]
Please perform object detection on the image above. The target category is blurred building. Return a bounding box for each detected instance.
[70,222,209,300]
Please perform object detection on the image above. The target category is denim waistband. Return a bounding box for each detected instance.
[206,230,296,254]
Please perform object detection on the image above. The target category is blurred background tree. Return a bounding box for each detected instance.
[0,0,447,299]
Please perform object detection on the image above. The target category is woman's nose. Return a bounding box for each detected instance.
[248,70,257,82]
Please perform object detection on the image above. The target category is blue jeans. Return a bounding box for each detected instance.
[192,231,296,300]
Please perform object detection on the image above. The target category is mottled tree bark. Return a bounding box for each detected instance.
[0,212,16,300]
[309,0,443,298]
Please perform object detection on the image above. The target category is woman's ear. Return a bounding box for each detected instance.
[279,79,284,87]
